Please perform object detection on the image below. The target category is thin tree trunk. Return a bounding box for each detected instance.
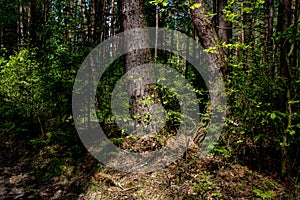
[102,0,108,41]
[217,0,232,56]
[277,0,292,178]
[241,2,252,45]
[241,1,253,61]
[92,0,96,42]
[18,0,24,46]
[30,0,38,46]
[267,0,274,48]
[42,0,50,48]
[117,0,123,33]
[155,4,158,60]
[86,1,92,43]
[266,0,275,77]
[110,0,115,36]
[81,0,87,44]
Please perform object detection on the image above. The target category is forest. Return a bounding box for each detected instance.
[0,0,299,199]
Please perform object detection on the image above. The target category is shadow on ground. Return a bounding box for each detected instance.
[0,125,99,200]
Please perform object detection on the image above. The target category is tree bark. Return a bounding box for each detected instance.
[241,1,252,46]
[122,0,156,134]
[266,0,275,77]
[155,4,158,59]
[191,0,228,77]
[277,0,292,178]
[217,0,232,56]
[110,0,115,36]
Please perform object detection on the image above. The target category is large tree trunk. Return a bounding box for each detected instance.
[122,0,156,134]
[191,0,228,77]
[190,0,228,147]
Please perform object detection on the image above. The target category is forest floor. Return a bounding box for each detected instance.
[82,146,296,200]
[0,126,299,199]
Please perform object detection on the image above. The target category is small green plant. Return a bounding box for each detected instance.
[212,190,222,198]
[212,145,232,158]
[126,135,137,140]
[188,155,198,168]
[252,189,275,199]
[192,171,215,196]
[111,137,124,146]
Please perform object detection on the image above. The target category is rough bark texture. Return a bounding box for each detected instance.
[191,0,228,77]
[122,0,156,134]
[191,0,228,147]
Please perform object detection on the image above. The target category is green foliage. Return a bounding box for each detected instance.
[111,137,125,146]
[190,3,201,10]
[252,189,275,199]
[149,0,168,7]
[212,145,232,158]
[218,0,300,177]
[203,47,219,54]
[96,57,125,126]
[192,171,221,197]
[0,37,82,136]
[0,49,43,119]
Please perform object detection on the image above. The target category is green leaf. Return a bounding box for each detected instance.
[190,3,201,10]
[270,113,276,120]
[204,47,219,54]
[162,0,168,7]
[288,129,296,136]
[207,12,217,17]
